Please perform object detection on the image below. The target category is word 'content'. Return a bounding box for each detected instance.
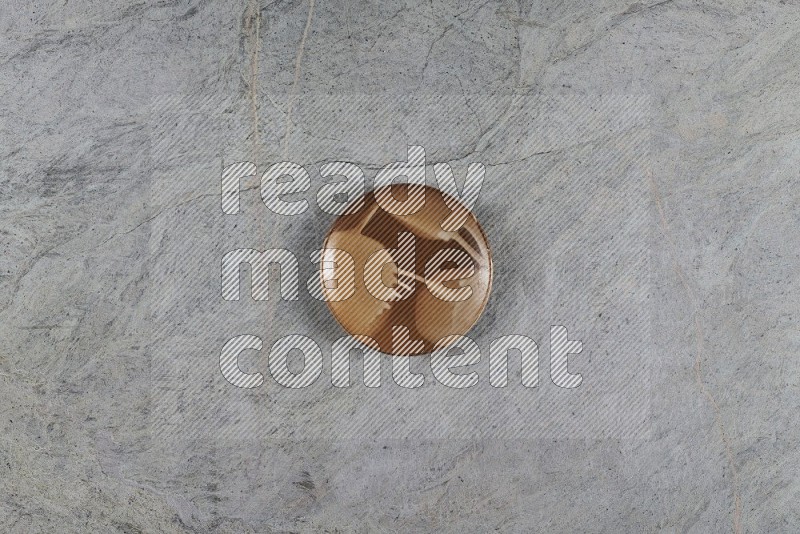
[221,327,584,389]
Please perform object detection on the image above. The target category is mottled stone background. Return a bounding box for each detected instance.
[1,1,798,532]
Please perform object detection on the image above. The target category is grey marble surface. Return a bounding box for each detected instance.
[1,0,799,532]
